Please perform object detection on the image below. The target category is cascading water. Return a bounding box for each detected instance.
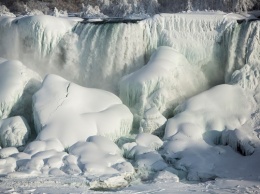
[0,13,259,94]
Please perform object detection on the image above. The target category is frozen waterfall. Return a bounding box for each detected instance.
[1,13,257,94]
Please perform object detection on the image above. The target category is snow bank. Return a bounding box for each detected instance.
[33,74,133,148]
[120,46,208,129]
[0,59,42,127]
[0,116,31,148]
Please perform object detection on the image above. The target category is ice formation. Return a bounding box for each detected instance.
[33,74,133,148]
[163,84,260,180]
[120,46,208,129]
[0,59,42,127]
[0,13,236,93]
[0,11,259,190]
[0,116,31,148]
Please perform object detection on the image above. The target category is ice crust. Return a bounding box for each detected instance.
[33,74,133,147]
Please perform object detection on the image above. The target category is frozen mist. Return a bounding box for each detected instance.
[0,8,259,194]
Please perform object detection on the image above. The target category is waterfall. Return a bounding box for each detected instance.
[0,13,259,93]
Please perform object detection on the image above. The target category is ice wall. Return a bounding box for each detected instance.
[0,13,236,93]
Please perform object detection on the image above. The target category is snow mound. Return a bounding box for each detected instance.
[0,116,31,148]
[136,133,163,150]
[164,84,250,139]
[0,59,42,127]
[33,74,133,148]
[120,46,208,128]
[0,136,134,189]
[162,84,260,181]
[24,139,64,155]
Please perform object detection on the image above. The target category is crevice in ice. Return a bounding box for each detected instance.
[47,82,71,122]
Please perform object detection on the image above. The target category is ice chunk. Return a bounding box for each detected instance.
[0,116,31,148]
[139,107,167,134]
[120,46,208,127]
[0,59,42,127]
[33,74,133,148]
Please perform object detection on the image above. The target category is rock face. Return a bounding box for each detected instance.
[0,58,42,127]
[120,46,208,129]
[33,74,133,148]
[0,116,31,148]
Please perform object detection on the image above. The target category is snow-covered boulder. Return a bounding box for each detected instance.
[23,139,64,156]
[0,147,19,159]
[139,107,167,134]
[120,46,208,128]
[0,116,31,148]
[162,84,260,181]
[33,74,133,148]
[0,59,42,127]
[136,133,163,150]
[65,136,135,189]
[164,84,251,139]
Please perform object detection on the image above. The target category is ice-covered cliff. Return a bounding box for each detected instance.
[0,12,252,93]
